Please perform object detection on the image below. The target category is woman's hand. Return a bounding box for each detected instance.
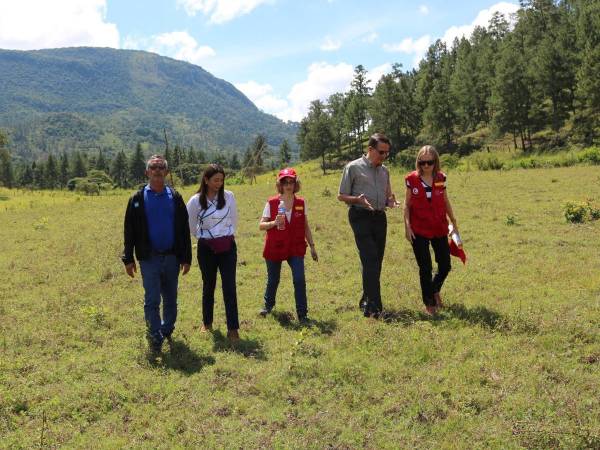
[405,226,415,243]
[310,245,318,261]
[274,215,284,228]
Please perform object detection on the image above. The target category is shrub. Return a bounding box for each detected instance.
[578,147,600,165]
[395,149,416,170]
[564,202,590,223]
[474,154,503,171]
[440,153,459,170]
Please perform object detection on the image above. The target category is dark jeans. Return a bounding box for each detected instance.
[139,254,180,344]
[411,234,451,306]
[348,207,387,315]
[263,256,307,318]
[197,239,239,330]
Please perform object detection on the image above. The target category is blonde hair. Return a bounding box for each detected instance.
[415,145,441,175]
[276,176,301,194]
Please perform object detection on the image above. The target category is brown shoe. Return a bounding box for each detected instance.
[433,292,443,308]
[227,329,240,342]
[200,324,213,333]
[425,305,438,316]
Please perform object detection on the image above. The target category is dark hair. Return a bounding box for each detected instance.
[197,163,226,210]
[367,133,391,149]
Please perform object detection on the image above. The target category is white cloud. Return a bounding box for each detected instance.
[368,63,393,89]
[0,0,119,50]
[320,36,342,51]
[383,2,519,67]
[383,35,431,67]
[441,2,519,44]
[419,5,429,15]
[177,0,271,24]
[237,62,391,122]
[235,81,288,112]
[361,32,379,44]
[123,31,215,66]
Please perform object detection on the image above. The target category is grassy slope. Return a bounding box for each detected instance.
[0,164,599,448]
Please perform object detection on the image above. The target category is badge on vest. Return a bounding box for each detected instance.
[412,187,419,195]
[134,202,139,208]
[294,206,304,211]
[434,182,445,187]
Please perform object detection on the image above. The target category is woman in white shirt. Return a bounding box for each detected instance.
[187,164,240,342]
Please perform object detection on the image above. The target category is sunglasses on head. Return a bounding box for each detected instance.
[418,160,434,166]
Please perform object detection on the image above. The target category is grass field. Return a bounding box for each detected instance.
[1,163,599,448]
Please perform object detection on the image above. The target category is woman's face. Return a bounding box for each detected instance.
[205,173,224,194]
[280,177,296,193]
[418,152,435,174]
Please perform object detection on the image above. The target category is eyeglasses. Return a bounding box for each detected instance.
[378,150,390,157]
[418,160,434,166]
[281,179,296,185]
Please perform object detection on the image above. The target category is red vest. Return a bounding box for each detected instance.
[263,195,307,261]
[406,171,448,238]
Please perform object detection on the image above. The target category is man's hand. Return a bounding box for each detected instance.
[125,262,137,278]
[387,193,400,208]
[310,246,318,262]
[180,263,191,275]
[356,194,374,211]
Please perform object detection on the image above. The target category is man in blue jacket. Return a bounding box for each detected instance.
[122,155,192,352]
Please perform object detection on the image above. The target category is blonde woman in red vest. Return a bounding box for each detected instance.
[259,168,318,323]
[404,145,459,315]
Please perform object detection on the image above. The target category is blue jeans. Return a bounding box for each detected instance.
[263,256,307,318]
[139,254,180,343]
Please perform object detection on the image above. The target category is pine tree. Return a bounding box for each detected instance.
[111,150,129,188]
[0,131,13,188]
[71,151,87,178]
[128,143,146,185]
[279,139,291,167]
[18,163,33,187]
[45,154,59,189]
[229,153,241,170]
[95,149,108,172]
[59,152,70,188]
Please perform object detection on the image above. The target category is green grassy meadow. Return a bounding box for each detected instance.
[1,164,599,448]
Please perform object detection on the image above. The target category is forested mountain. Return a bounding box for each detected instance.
[0,47,298,161]
[298,0,600,165]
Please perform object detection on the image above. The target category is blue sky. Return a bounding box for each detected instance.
[0,0,519,122]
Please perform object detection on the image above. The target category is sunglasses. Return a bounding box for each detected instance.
[418,160,434,166]
[148,164,166,170]
[378,150,390,157]
[280,178,296,185]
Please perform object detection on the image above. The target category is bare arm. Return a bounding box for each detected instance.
[443,190,458,231]
[259,216,278,231]
[305,217,318,261]
[403,187,415,242]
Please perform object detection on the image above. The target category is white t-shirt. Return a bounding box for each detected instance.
[262,199,308,222]
[187,190,238,239]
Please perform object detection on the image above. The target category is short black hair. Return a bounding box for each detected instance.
[368,133,391,148]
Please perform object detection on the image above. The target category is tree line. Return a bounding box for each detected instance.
[0,130,293,190]
[298,0,599,168]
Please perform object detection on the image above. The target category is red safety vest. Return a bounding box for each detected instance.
[263,195,307,261]
[406,170,448,238]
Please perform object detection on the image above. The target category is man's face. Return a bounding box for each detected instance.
[368,142,390,166]
[145,158,168,183]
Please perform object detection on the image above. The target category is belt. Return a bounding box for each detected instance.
[351,206,385,215]
[151,249,175,256]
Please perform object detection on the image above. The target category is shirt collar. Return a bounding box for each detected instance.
[145,184,168,195]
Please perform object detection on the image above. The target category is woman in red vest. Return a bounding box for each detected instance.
[259,168,318,323]
[404,145,459,315]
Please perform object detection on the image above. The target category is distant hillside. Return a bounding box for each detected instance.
[0,47,298,160]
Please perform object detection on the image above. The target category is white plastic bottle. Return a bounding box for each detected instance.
[277,200,286,230]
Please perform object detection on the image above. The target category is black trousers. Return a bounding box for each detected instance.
[411,234,451,307]
[197,239,239,330]
[348,207,387,315]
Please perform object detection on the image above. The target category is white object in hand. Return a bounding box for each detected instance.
[277,200,286,230]
[448,224,462,248]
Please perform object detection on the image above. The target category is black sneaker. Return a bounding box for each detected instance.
[298,316,311,325]
[259,307,272,317]
[359,295,367,312]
